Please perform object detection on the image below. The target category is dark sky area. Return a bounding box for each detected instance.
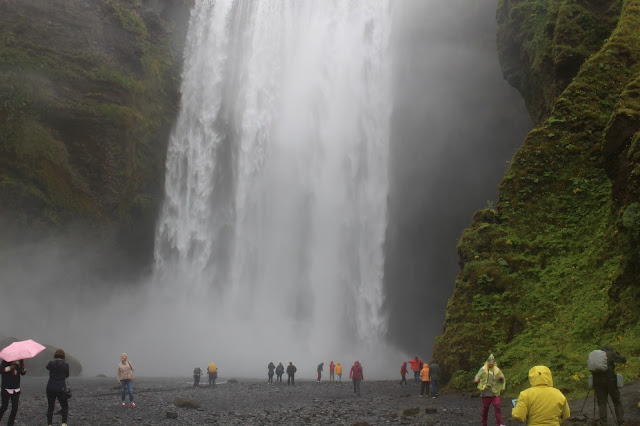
[383,0,532,357]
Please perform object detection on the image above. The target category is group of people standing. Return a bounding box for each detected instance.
[0,349,71,426]
[193,362,218,388]
[401,356,440,398]
[315,361,342,382]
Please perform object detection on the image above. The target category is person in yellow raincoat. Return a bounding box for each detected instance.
[512,365,570,425]
[335,362,342,382]
[474,354,505,426]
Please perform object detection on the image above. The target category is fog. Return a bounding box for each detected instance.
[383,0,531,355]
[0,0,530,378]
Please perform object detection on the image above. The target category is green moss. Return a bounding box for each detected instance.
[111,2,149,39]
[436,0,640,398]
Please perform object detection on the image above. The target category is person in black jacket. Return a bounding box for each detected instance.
[0,359,26,426]
[46,349,69,426]
[286,362,297,385]
[429,360,440,398]
[593,344,626,426]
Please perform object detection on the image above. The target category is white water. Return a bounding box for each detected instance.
[153,0,394,376]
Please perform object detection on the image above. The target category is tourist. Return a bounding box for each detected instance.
[117,353,136,407]
[276,362,284,383]
[193,366,202,387]
[329,361,335,382]
[349,361,364,396]
[286,362,297,385]
[207,362,218,387]
[420,361,430,397]
[512,365,570,425]
[400,361,408,386]
[336,362,342,382]
[429,360,440,397]
[46,349,69,426]
[474,354,505,426]
[592,344,626,425]
[267,362,275,384]
[0,359,25,426]
[317,362,324,382]
[407,356,422,384]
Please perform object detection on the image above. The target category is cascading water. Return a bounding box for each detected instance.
[154,0,394,373]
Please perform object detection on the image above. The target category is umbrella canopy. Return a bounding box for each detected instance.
[0,339,46,362]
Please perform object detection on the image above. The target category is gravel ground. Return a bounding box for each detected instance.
[6,376,640,425]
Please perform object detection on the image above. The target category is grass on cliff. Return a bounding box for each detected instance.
[435,0,640,398]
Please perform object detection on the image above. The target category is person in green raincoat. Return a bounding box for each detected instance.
[474,354,506,426]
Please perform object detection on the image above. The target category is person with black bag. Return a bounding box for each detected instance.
[0,359,26,426]
[46,348,69,426]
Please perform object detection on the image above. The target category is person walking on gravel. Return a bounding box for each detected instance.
[286,362,297,385]
[407,356,422,384]
[117,353,136,407]
[46,349,69,426]
[350,360,364,396]
[267,362,275,384]
[329,361,335,382]
[317,362,324,382]
[0,359,26,426]
[207,362,218,387]
[193,367,202,387]
[420,361,430,397]
[336,362,342,382]
[276,362,284,383]
[474,354,505,426]
[429,360,440,397]
[400,361,408,386]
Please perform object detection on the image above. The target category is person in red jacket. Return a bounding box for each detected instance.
[349,361,364,396]
[407,356,422,384]
[400,362,408,386]
[329,361,335,382]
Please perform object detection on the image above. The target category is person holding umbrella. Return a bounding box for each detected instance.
[0,359,26,426]
[46,349,69,426]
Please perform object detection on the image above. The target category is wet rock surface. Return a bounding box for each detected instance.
[10,377,640,425]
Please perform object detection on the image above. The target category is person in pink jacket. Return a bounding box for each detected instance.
[349,361,364,396]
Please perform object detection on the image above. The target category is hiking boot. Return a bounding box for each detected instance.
[131,402,137,408]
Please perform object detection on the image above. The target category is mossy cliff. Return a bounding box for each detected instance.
[0,0,192,272]
[433,0,640,397]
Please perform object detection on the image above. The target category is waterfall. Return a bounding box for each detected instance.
[154,0,392,368]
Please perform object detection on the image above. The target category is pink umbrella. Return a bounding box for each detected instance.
[0,339,47,362]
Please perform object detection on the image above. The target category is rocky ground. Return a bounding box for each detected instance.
[8,376,640,425]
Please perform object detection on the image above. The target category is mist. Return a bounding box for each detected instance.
[383,0,531,356]
[1,0,530,378]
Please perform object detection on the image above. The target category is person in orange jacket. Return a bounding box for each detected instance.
[420,362,430,396]
[400,362,408,386]
[335,362,343,382]
[407,356,422,384]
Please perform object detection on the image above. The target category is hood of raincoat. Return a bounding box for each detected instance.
[421,363,429,371]
[528,365,553,387]
[337,362,341,366]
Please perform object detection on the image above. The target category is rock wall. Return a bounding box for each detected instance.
[0,0,192,275]
[433,0,640,396]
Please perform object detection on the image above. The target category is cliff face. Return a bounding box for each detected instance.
[434,0,640,396]
[0,0,192,272]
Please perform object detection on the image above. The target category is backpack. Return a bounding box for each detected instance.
[193,367,200,375]
[208,363,217,373]
[588,350,608,372]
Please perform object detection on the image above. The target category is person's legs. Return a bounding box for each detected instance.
[595,383,608,425]
[481,397,491,426]
[121,380,127,402]
[492,396,503,425]
[431,380,438,396]
[58,391,69,424]
[609,381,624,423]
[353,379,357,393]
[7,391,19,426]
[356,379,361,395]
[127,380,134,402]
[420,381,427,395]
[291,374,294,385]
[0,389,9,419]
[338,374,341,382]
[317,372,321,382]
[46,390,56,425]
[414,371,419,384]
